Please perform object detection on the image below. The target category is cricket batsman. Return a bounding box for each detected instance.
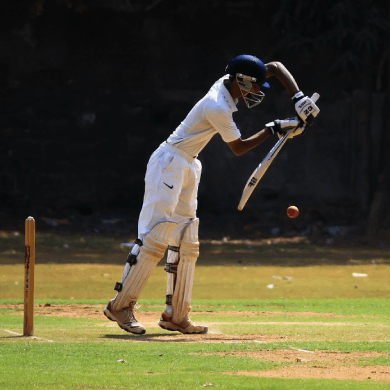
[104,54,320,335]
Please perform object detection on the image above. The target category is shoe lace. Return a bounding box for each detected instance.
[129,301,140,310]
[123,309,136,324]
[124,302,139,324]
[181,316,194,327]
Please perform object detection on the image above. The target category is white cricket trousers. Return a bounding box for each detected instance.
[138,142,202,242]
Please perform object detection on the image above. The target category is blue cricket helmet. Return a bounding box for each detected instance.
[225,54,270,89]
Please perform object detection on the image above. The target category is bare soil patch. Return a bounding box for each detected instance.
[207,310,371,319]
[219,350,390,382]
[1,303,107,319]
[2,304,384,330]
[0,303,292,343]
[199,349,388,364]
[228,365,390,382]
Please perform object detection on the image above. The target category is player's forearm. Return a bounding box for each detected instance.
[265,62,300,96]
[228,129,271,156]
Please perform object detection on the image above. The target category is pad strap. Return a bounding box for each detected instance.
[164,263,178,274]
[126,238,143,266]
[164,245,180,315]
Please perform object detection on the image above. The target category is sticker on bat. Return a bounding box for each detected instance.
[248,177,258,187]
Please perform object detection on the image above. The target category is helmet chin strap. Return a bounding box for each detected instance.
[236,73,265,108]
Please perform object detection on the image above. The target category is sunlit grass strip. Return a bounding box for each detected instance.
[2,263,390,299]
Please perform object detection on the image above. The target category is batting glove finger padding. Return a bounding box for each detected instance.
[292,91,320,125]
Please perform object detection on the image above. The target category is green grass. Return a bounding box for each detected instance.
[357,356,390,366]
[1,234,390,389]
[1,309,390,389]
[2,371,388,390]
[1,299,390,389]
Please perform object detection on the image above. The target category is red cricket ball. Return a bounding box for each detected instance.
[287,206,299,218]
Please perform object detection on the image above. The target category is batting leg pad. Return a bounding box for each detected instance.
[112,222,177,311]
[171,219,200,323]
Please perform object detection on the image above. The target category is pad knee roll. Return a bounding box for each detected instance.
[112,222,177,311]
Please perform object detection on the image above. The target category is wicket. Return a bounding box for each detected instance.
[23,216,35,336]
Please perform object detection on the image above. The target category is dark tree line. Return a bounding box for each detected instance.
[272,0,390,235]
[0,0,389,238]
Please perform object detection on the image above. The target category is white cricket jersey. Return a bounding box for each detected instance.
[167,75,241,157]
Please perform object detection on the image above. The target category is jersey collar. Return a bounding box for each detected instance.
[221,76,238,113]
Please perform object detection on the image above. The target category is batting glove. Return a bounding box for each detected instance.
[266,117,299,137]
[288,123,306,139]
[292,91,320,125]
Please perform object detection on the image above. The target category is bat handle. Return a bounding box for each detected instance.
[306,116,314,126]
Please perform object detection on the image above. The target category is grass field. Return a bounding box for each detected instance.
[1,233,390,389]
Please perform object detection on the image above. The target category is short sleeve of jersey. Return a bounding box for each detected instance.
[204,105,241,143]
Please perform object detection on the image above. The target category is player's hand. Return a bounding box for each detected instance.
[266,118,299,137]
[292,91,320,125]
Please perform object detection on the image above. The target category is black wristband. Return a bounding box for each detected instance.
[292,91,304,104]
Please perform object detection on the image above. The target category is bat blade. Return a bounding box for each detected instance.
[237,133,290,210]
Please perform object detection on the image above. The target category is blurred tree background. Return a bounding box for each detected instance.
[0,0,389,243]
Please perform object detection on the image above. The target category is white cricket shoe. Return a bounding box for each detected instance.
[158,312,208,334]
[103,301,146,335]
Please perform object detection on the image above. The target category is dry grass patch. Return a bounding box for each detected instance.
[219,349,390,381]
[198,349,389,364]
[228,365,390,382]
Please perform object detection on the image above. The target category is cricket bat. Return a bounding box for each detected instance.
[237,93,320,211]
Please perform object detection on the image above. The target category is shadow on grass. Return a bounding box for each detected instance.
[103,333,179,340]
[102,334,258,343]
